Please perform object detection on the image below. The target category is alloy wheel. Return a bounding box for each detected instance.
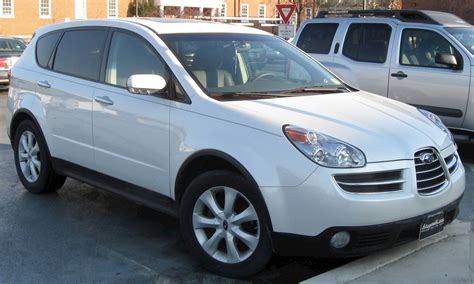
[192,186,260,264]
[18,131,41,183]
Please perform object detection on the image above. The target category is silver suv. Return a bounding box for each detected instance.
[294,10,474,141]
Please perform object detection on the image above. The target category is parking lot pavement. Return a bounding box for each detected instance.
[0,92,347,282]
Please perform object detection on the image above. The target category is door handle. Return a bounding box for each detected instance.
[94,96,114,106]
[37,80,51,88]
[391,71,408,78]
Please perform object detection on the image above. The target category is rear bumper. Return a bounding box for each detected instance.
[271,194,462,257]
[0,69,9,86]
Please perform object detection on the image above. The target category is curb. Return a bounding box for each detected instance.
[303,220,471,284]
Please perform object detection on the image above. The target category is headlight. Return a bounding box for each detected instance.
[418,109,454,142]
[283,125,366,168]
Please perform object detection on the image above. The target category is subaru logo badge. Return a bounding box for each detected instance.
[420,152,436,164]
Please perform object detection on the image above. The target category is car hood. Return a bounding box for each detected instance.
[223,91,452,163]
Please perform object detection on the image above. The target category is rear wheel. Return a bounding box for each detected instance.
[13,120,66,193]
[180,170,272,278]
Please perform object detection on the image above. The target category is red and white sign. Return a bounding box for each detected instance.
[276,4,297,24]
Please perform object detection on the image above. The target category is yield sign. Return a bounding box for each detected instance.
[276,4,297,24]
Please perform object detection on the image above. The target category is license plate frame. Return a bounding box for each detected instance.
[419,211,445,240]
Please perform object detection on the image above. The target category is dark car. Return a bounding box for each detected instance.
[0,37,26,89]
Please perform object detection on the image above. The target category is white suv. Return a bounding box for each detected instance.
[5,18,465,278]
[294,10,474,139]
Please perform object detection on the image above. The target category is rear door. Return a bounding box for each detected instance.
[332,21,396,96]
[295,22,340,66]
[36,28,108,169]
[388,26,470,127]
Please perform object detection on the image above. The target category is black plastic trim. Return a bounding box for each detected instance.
[271,194,462,257]
[412,104,463,118]
[52,158,178,217]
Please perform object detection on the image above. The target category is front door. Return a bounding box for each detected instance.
[92,30,171,194]
[388,27,470,128]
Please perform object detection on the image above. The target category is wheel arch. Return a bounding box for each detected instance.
[10,109,52,158]
[174,149,274,231]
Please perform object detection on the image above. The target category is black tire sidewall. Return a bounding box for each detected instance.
[13,120,54,193]
[179,170,273,278]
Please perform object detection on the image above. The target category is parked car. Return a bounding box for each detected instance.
[0,36,26,89]
[6,19,464,278]
[294,10,474,141]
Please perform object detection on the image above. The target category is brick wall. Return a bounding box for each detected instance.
[402,0,474,24]
[0,0,131,38]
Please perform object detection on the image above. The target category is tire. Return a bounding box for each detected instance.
[13,119,66,194]
[180,170,273,278]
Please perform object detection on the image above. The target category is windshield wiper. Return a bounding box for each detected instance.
[209,92,294,98]
[283,85,349,94]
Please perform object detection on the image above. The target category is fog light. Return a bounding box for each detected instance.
[330,231,351,249]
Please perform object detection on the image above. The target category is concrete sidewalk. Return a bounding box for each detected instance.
[303,220,473,284]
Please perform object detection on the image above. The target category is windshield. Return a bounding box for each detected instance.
[0,38,26,52]
[160,33,346,100]
[446,27,474,55]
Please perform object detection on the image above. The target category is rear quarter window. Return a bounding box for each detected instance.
[52,29,107,81]
[296,23,339,54]
[36,32,61,68]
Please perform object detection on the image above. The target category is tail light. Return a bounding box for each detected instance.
[0,58,8,68]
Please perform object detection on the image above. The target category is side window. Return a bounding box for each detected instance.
[342,23,392,63]
[400,29,461,69]
[36,32,61,69]
[296,23,339,54]
[53,29,107,81]
[105,31,170,88]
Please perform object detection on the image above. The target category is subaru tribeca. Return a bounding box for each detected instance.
[5,19,465,278]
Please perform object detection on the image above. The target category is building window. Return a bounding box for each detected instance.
[305,8,312,18]
[220,3,226,17]
[240,4,249,18]
[1,0,14,18]
[258,4,266,18]
[108,0,118,18]
[39,0,51,18]
[75,0,86,19]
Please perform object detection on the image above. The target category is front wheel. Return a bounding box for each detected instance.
[180,170,273,278]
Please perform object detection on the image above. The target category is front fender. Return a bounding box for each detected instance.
[169,106,317,199]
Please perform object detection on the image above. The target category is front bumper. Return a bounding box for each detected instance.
[271,194,461,257]
[260,143,465,237]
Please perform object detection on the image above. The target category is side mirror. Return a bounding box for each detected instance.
[435,53,459,69]
[127,74,167,95]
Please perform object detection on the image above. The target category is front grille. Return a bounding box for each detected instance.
[444,154,458,174]
[414,149,447,195]
[352,231,394,250]
[334,170,404,193]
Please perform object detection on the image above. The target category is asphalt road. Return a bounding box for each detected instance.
[0,91,472,283]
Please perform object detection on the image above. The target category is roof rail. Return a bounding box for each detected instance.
[316,10,442,25]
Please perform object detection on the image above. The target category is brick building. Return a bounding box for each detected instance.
[0,0,131,38]
[402,0,474,24]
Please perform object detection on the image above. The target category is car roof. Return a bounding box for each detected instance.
[123,18,270,35]
[305,10,472,28]
[34,18,270,37]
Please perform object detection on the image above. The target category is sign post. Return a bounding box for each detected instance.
[276,3,297,39]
